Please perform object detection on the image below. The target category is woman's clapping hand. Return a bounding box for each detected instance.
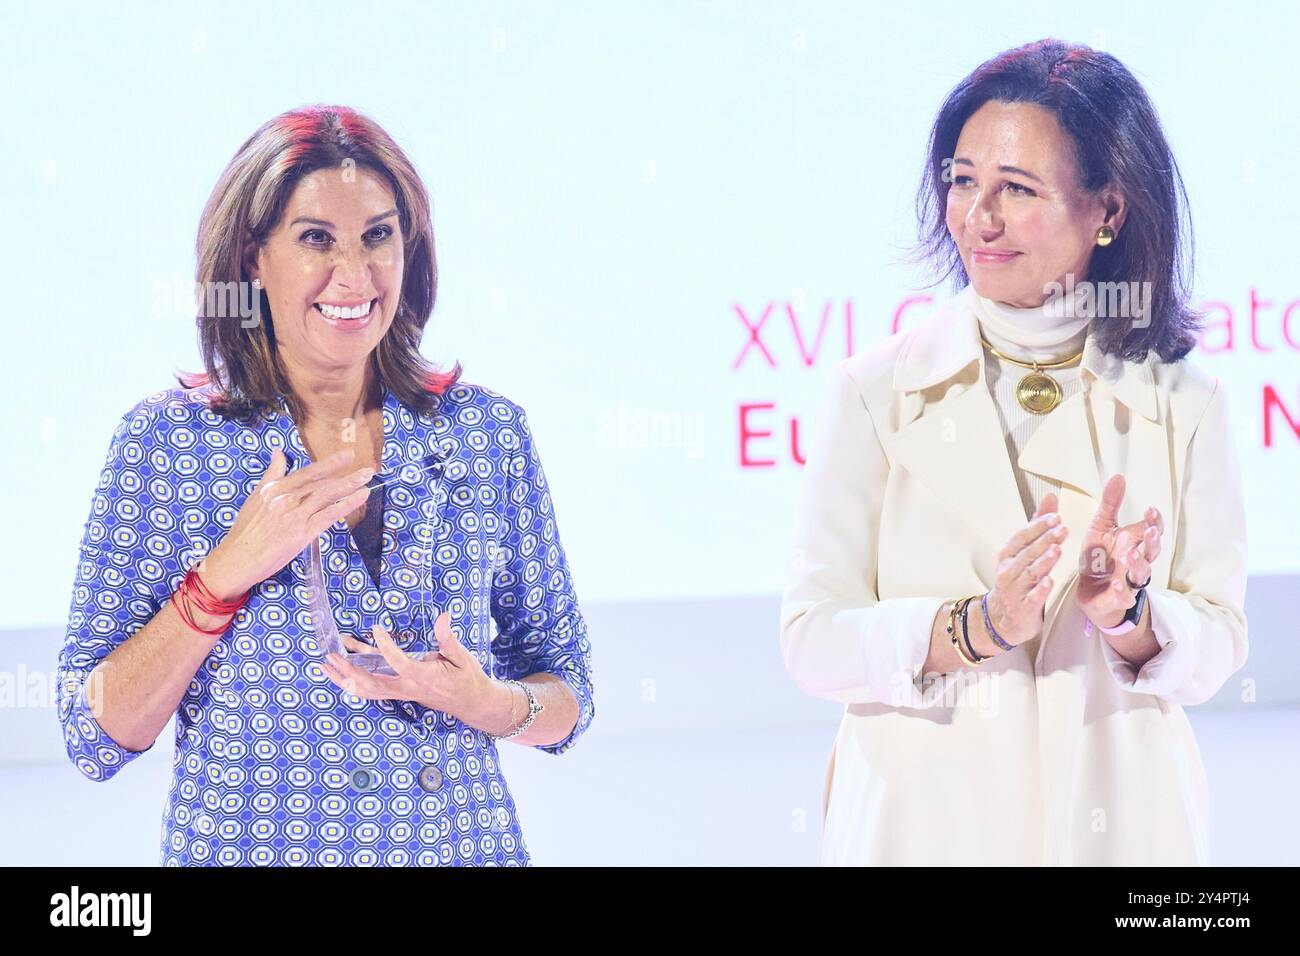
[1076,473,1162,628]
[985,492,1070,647]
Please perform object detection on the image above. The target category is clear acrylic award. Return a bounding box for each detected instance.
[302,454,446,677]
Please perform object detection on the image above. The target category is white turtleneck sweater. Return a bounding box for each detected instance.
[972,288,1090,521]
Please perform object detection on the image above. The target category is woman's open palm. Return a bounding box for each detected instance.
[1076,473,1163,628]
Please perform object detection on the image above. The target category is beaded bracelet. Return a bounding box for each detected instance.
[981,591,1017,651]
[489,679,544,740]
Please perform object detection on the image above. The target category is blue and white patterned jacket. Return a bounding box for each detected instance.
[58,379,594,866]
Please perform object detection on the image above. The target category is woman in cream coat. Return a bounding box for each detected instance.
[780,40,1248,866]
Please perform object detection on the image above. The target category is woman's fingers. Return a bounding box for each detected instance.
[998,512,1060,563]
[1025,535,1064,579]
[336,627,418,675]
[322,651,404,700]
[302,465,375,520]
[1015,545,1061,610]
[1128,550,1152,587]
[1025,573,1054,610]
[1118,529,1154,588]
[1087,473,1126,535]
[1003,522,1067,592]
[283,448,358,491]
[339,634,374,652]
[260,448,352,505]
[321,655,370,697]
[432,612,464,662]
[253,448,287,491]
[1128,512,1162,565]
[1142,523,1162,564]
[370,624,417,678]
[1146,506,1163,536]
[209,447,381,600]
[306,486,372,540]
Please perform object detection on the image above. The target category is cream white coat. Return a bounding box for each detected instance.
[780,287,1249,866]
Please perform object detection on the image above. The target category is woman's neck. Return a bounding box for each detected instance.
[973,285,1090,364]
[281,356,381,427]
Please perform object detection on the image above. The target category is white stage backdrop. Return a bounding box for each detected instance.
[1,0,1296,632]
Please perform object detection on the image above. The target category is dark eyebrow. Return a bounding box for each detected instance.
[289,208,399,229]
[952,158,1044,185]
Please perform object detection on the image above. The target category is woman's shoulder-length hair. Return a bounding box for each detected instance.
[177,103,461,425]
[913,38,1200,364]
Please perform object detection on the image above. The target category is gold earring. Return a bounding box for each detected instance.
[1095,225,1115,247]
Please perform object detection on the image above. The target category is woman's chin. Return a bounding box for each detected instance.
[304,328,383,367]
[969,276,1033,303]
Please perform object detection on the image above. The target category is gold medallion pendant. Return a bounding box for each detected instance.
[1015,370,1063,414]
[979,332,1083,416]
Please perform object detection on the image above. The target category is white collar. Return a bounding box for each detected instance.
[974,285,1090,364]
[890,287,1158,421]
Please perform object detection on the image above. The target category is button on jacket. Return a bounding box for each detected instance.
[58,380,594,866]
[780,286,1248,866]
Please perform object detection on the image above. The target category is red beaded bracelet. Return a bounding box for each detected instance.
[171,565,248,636]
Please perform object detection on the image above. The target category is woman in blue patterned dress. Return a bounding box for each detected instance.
[57,105,594,866]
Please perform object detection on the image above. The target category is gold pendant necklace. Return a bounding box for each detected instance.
[979,334,1083,415]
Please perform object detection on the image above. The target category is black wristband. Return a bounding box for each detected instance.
[959,595,985,662]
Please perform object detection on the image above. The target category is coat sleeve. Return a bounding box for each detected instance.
[780,362,950,708]
[58,404,181,781]
[489,406,594,753]
[1095,615,1196,697]
[1097,379,1249,705]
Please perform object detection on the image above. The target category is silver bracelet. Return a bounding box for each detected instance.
[490,679,543,740]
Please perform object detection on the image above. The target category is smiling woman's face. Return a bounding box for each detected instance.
[250,165,404,383]
[945,99,1123,308]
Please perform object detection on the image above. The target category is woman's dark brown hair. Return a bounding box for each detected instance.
[178,104,460,424]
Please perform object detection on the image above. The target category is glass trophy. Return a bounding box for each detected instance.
[303,454,445,677]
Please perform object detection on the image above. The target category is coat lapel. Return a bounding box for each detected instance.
[884,287,1172,667]
[885,287,1036,568]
